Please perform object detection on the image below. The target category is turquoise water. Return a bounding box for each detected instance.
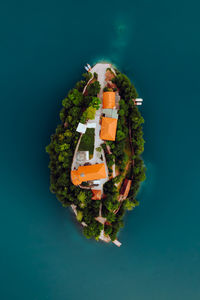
[1,0,200,299]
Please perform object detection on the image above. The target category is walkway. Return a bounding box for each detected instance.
[72,63,117,191]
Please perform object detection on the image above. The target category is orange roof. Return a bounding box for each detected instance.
[103,92,115,109]
[100,117,117,141]
[71,163,107,185]
[91,190,102,200]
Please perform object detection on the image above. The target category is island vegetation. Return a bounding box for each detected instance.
[46,66,145,242]
[78,128,95,157]
[100,70,146,240]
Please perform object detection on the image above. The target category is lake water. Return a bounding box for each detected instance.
[1,0,200,299]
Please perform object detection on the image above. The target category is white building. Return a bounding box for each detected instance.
[76,123,87,133]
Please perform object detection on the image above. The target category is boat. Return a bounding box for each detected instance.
[87,63,91,70]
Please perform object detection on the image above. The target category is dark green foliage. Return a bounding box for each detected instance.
[82,72,93,82]
[87,81,101,96]
[78,128,95,155]
[104,225,112,235]
[103,86,113,92]
[106,154,115,168]
[109,219,124,241]
[112,73,138,100]
[102,179,119,213]
[83,221,103,239]
[89,97,101,109]
[82,200,103,239]
[75,80,86,92]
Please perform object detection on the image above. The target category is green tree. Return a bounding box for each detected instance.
[76,210,83,222]
[118,109,125,116]
[87,81,101,96]
[124,200,135,210]
[68,89,83,106]
[83,106,96,120]
[82,72,93,82]
[104,225,112,235]
[78,191,87,208]
[116,130,126,142]
[64,130,72,137]
[90,97,101,109]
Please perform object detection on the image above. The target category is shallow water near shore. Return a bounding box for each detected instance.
[1,0,200,299]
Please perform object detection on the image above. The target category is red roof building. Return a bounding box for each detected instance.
[119,178,132,201]
[91,190,102,200]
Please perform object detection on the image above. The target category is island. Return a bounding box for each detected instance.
[46,63,146,247]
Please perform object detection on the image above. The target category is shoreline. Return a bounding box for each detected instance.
[46,60,145,247]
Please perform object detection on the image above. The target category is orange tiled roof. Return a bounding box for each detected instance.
[71,163,107,185]
[91,190,102,200]
[103,92,115,109]
[100,117,117,141]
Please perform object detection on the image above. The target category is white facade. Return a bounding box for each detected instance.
[76,123,87,133]
[87,123,96,128]
[113,240,122,247]
[93,180,100,185]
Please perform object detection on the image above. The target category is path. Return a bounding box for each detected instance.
[72,63,116,191]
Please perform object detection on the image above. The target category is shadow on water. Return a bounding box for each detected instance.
[90,16,135,71]
[138,160,157,198]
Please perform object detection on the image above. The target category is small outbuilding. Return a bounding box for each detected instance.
[76,123,87,133]
[92,189,102,200]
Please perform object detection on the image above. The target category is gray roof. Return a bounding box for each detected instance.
[102,109,118,119]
